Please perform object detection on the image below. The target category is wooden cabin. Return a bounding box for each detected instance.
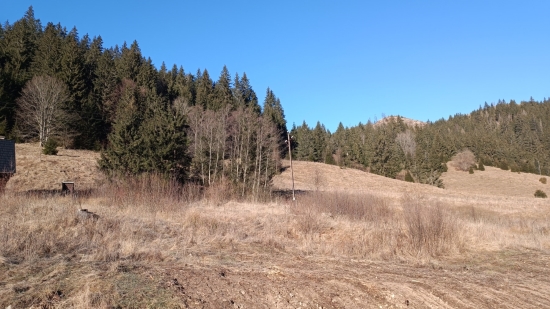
[0,138,16,192]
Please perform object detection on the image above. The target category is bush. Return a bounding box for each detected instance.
[468,167,474,174]
[535,190,547,198]
[478,161,485,171]
[42,138,58,155]
[451,149,475,171]
[405,171,414,182]
[539,177,547,184]
[483,157,493,167]
[499,161,509,171]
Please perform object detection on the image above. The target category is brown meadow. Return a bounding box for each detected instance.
[1,144,549,308]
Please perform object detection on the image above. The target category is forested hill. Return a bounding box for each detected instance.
[0,7,285,145]
[0,7,288,193]
[290,98,550,187]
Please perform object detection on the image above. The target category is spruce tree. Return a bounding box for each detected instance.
[31,22,62,77]
[116,40,143,82]
[262,88,287,148]
[195,69,212,109]
[210,65,233,110]
[239,72,260,113]
[99,80,145,175]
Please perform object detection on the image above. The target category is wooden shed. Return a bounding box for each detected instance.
[0,138,16,192]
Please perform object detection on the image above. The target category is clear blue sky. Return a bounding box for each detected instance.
[4,1,550,132]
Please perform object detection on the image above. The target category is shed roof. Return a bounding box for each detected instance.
[0,140,16,174]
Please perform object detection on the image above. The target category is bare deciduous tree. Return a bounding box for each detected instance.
[451,149,476,171]
[396,129,416,159]
[16,75,69,146]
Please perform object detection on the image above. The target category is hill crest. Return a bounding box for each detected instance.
[374,115,426,128]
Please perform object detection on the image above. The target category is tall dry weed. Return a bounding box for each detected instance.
[96,172,199,212]
[402,194,461,256]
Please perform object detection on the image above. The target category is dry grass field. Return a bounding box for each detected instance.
[5,143,104,192]
[1,144,550,308]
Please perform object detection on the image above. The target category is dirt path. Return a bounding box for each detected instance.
[144,247,550,308]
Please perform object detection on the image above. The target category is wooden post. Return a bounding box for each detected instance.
[287,132,295,201]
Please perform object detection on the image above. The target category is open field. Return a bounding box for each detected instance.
[1,144,550,308]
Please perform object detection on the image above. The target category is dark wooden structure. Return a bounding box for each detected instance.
[0,139,16,192]
[62,181,75,195]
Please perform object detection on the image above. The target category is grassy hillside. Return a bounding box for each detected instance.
[274,159,549,199]
[6,143,104,192]
[1,146,550,308]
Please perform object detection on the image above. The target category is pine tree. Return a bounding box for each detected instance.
[137,57,158,91]
[312,121,327,162]
[60,27,87,111]
[99,80,145,175]
[141,92,189,180]
[77,35,111,148]
[116,40,143,82]
[99,81,189,180]
[31,22,62,77]
[238,72,261,115]
[210,65,233,110]
[262,88,287,149]
[195,69,212,109]
[171,66,195,108]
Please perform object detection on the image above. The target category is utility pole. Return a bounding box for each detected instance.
[287,132,296,201]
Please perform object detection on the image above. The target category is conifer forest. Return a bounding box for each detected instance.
[2,7,550,191]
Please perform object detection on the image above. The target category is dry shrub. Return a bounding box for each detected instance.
[97,173,197,212]
[534,189,547,198]
[540,177,547,184]
[402,195,461,256]
[204,178,236,205]
[451,149,476,171]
